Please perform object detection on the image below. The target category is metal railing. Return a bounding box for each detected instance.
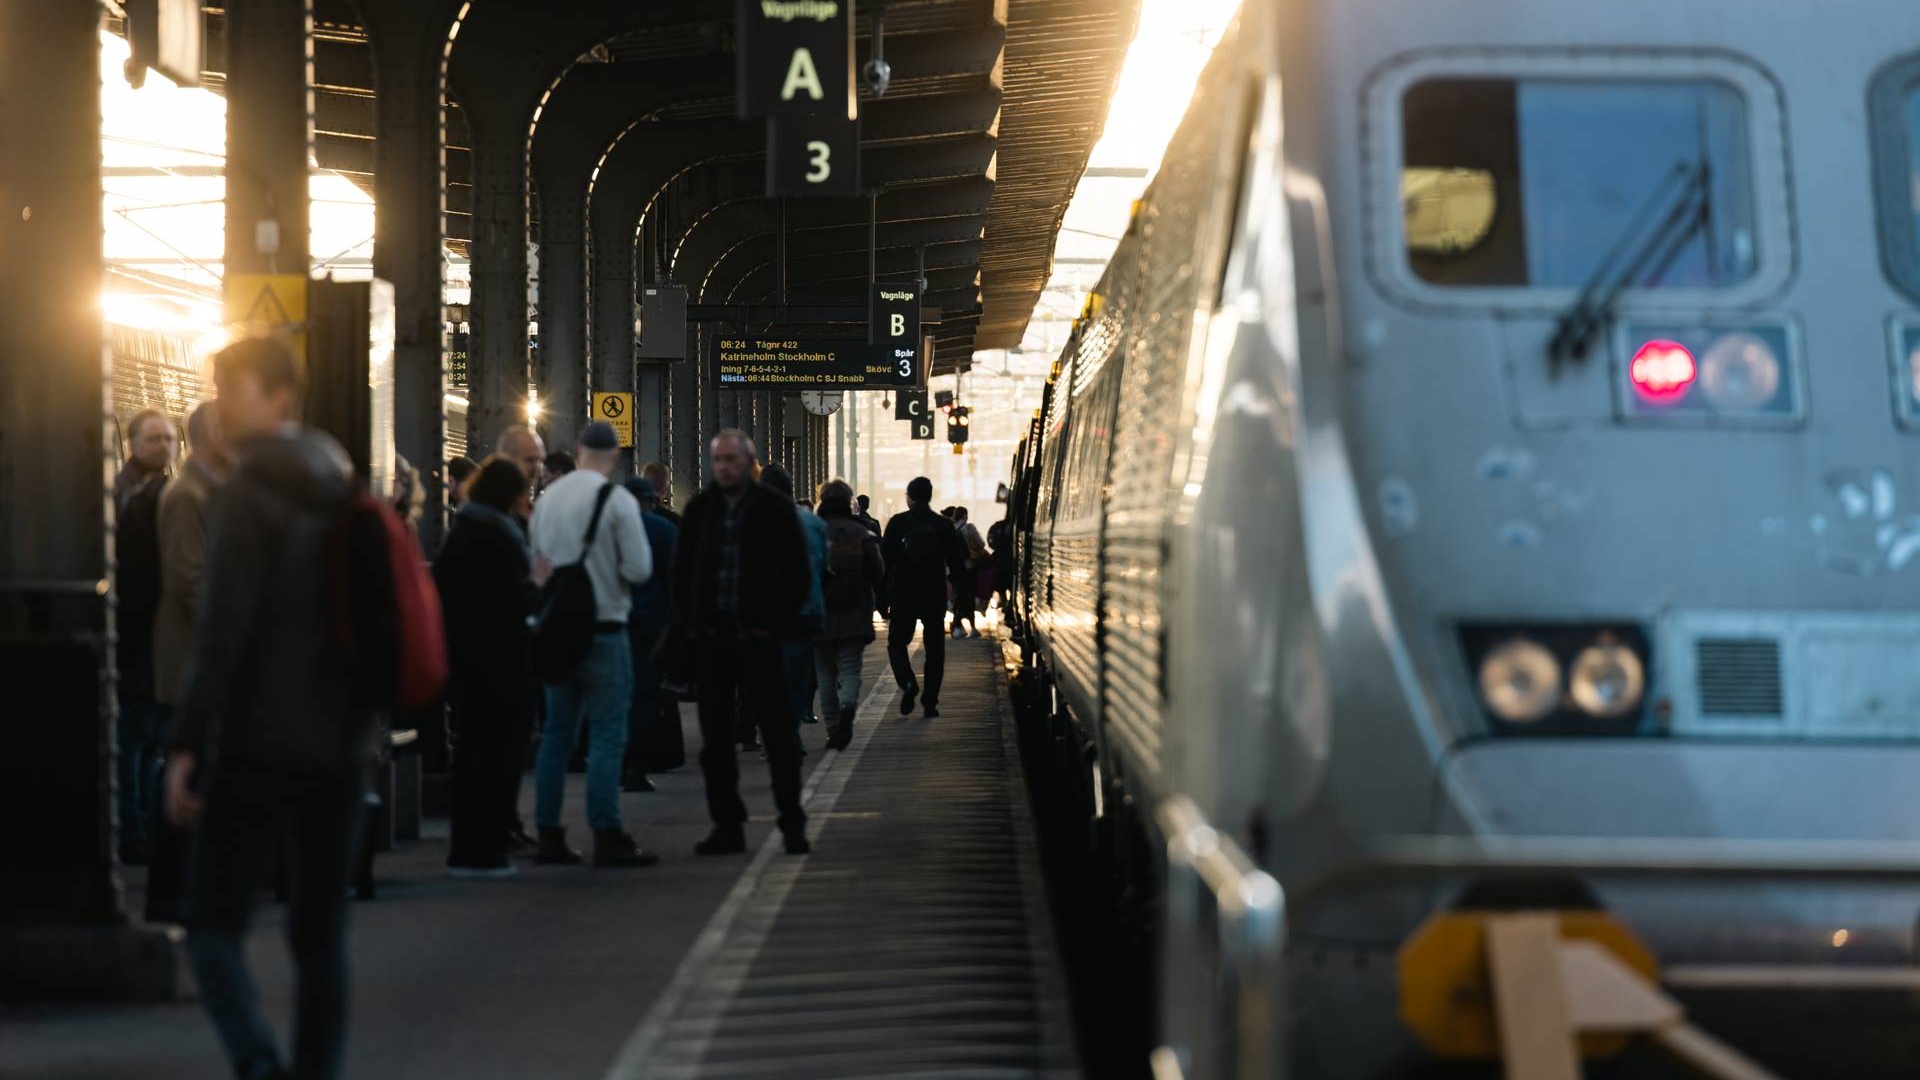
[1155,795,1288,1080]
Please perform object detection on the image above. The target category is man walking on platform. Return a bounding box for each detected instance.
[528,421,659,868]
[882,477,968,719]
[147,400,227,923]
[163,337,370,1080]
[815,480,886,749]
[673,430,814,856]
[855,493,883,537]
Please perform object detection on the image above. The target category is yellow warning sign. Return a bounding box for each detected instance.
[593,391,635,447]
[223,273,307,361]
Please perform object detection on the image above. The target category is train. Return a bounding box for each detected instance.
[1004,1,1920,1076]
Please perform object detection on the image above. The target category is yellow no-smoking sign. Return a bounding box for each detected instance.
[593,391,634,447]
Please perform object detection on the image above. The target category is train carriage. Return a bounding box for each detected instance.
[1013,1,1920,1076]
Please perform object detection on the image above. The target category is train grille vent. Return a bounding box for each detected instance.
[1695,638,1784,718]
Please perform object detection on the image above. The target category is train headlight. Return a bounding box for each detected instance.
[1568,639,1646,719]
[1699,332,1781,411]
[1478,640,1562,725]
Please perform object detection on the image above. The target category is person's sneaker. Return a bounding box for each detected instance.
[740,736,763,752]
[447,860,518,880]
[534,827,583,865]
[593,830,661,868]
[782,828,811,856]
[622,769,655,793]
[924,702,941,720]
[950,624,963,638]
[802,712,821,725]
[899,684,918,715]
[695,827,748,856]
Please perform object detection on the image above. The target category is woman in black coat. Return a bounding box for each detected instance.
[433,456,541,876]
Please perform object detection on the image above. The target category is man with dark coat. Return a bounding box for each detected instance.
[115,408,176,865]
[621,475,679,790]
[672,429,814,856]
[882,476,968,719]
[164,337,372,1080]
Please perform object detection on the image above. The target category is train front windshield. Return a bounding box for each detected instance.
[1401,78,1755,289]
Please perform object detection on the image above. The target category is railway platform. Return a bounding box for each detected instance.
[3,637,1076,1080]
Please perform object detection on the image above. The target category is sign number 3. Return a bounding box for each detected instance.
[805,140,831,183]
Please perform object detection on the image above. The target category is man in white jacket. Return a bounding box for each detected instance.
[527,421,657,867]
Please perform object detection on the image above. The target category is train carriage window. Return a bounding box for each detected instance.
[1402,78,1757,288]
[1869,57,1920,299]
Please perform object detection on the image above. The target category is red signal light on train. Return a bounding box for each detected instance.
[1628,339,1696,402]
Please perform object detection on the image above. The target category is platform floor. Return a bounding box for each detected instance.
[3,635,1075,1080]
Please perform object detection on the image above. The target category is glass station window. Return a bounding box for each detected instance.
[1401,78,1757,288]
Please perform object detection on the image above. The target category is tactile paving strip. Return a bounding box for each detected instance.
[604,643,1079,1080]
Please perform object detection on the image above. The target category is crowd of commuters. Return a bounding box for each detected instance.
[118,333,1016,1080]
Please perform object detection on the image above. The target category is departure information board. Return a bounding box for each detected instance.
[709,336,923,391]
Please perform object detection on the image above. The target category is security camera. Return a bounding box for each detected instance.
[863,58,892,97]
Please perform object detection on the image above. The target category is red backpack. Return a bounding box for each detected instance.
[334,491,448,710]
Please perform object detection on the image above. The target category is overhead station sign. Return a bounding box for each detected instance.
[735,0,855,120]
[710,336,925,391]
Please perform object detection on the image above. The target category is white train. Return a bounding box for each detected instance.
[1008,2,1920,1076]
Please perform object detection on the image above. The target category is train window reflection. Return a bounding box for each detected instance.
[1402,78,1756,288]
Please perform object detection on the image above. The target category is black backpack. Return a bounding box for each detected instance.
[895,516,947,588]
[823,524,868,608]
[531,484,615,680]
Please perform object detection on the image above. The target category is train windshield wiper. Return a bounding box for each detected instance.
[1546,161,1710,370]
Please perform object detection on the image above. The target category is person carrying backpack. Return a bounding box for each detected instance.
[814,480,886,749]
[527,421,658,869]
[164,337,417,1080]
[882,477,969,718]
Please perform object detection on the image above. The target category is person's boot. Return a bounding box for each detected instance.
[898,682,918,715]
[622,766,655,793]
[534,827,582,865]
[782,825,811,856]
[924,699,941,720]
[695,826,748,856]
[827,705,856,751]
[593,829,660,868]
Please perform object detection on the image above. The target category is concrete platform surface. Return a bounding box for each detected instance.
[0,636,1076,1080]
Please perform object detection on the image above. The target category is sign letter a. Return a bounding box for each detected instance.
[780,48,824,101]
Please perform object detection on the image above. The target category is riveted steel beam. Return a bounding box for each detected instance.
[446,0,729,460]
[353,0,465,549]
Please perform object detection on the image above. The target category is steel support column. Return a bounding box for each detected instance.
[0,0,177,999]
[589,191,636,476]
[358,0,461,549]
[461,109,528,462]
[224,0,312,282]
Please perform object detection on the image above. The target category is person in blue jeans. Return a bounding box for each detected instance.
[760,465,827,744]
[527,422,658,869]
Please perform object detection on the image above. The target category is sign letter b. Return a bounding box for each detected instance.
[890,313,905,337]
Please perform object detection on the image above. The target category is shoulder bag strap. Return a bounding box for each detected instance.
[581,482,616,550]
